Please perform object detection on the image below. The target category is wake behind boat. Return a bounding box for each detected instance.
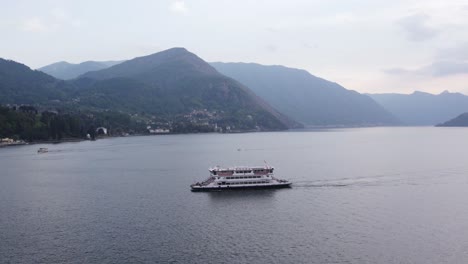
[191,165,291,191]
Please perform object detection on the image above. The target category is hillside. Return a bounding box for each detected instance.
[38,60,123,80]
[76,48,299,130]
[211,62,399,127]
[369,91,468,126]
[1,50,300,132]
[0,58,69,105]
[436,112,468,127]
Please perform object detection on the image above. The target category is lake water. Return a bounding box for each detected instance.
[1,127,468,263]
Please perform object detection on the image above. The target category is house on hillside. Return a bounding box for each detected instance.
[96,127,108,135]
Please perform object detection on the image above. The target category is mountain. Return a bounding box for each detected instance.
[76,48,299,130]
[437,112,468,127]
[0,58,69,105]
[369,91,468,126]
[38,60,123,80]
[211,62,398,127]
[1,50,298,132]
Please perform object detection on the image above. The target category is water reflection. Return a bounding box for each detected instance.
[205,189,280,202]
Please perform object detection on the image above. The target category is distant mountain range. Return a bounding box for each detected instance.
[437,112,468,126]
[369,91,468,126]
[38,60,123,80]
[7,47,468,130]
[212,62,399,126]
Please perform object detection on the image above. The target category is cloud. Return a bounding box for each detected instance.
[170,1,188,14]
[386,42,468,77]
[425,61,468,76]
[51,7,68,20]
[20,18,49,32]
[436,42,468,61]
[265,45,278,53]
[19,8,82,33]
[383,68,413,75]
[397,13,438,41]
[384,61,468,77]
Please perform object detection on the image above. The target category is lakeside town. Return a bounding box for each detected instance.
[0,105,258,147]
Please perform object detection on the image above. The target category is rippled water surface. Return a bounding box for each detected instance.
[2,127,468,263]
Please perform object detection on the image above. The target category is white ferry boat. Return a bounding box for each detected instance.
[191,165,291,191]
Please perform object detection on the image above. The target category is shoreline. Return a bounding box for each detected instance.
[0,142,29,148]
[0,125,410,149]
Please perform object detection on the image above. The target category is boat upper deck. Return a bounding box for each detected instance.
[209,166,274,176]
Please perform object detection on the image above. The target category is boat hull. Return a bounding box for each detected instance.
[191,182,291,192]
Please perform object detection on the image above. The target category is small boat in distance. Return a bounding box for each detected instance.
[37,147,48,154]
[191,165,291,191]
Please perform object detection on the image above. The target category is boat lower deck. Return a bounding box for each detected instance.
[191,182,291,192]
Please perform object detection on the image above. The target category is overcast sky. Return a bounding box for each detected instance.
[2,0,468,94]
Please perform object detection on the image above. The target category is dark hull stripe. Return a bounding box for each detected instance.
[191,183,291,192]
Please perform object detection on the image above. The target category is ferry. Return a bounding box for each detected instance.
[191,165,291,191]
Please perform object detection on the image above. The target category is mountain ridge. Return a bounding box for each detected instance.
[437,112,468,126]
[1,50,299,132]
[74,48,300,130]
[0,58,70,105]
[369,91,468,125]
[38,60,124,80]
[211,62,399,127]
